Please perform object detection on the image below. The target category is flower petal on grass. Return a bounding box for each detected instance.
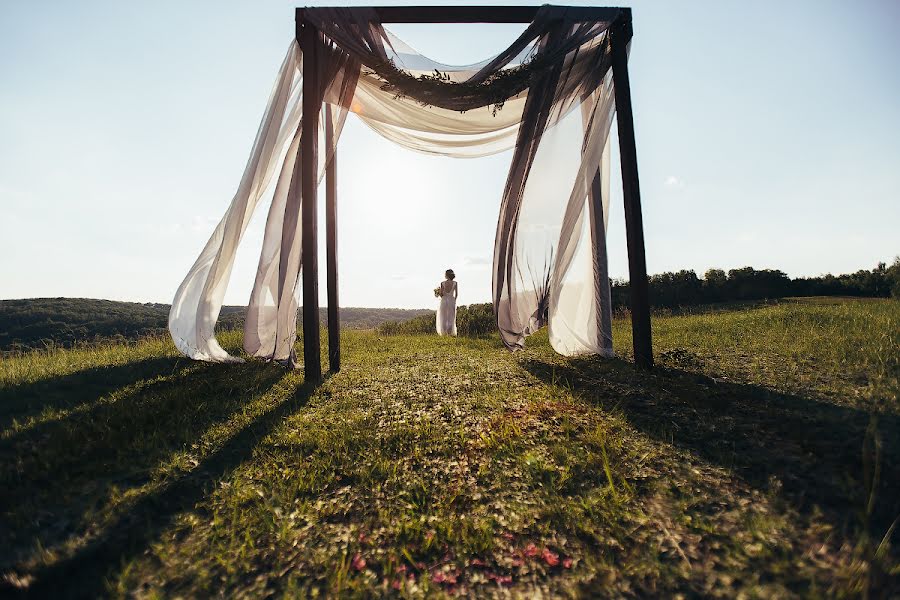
[351,553,367,571]
[541,548,560,567]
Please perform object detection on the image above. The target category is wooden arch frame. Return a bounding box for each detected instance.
[295,5,652,382]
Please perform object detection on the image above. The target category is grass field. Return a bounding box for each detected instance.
[1,298,898,598]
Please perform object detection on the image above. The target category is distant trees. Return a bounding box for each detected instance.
[377,303,495,337]
[703,268,728,302]
[0,299,172,352]
[792,260,897,299]
[611,257,900,310]
[0,300,432,353]
[4,258,898,351]
[889,259,900,299]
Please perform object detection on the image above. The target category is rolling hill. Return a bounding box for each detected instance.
[0,298,432,352]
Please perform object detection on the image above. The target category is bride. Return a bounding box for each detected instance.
[435,269,458,336]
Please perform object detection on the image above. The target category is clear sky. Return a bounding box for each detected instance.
[1,0,898,308]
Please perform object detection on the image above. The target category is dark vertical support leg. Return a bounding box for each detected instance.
[588,170,614,355]
[300,19,322,383]
[325,110,340,372]
[611,12,653,368]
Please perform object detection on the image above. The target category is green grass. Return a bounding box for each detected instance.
[1,298,897,598]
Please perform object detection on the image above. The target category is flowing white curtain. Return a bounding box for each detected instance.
[170,5,621,363]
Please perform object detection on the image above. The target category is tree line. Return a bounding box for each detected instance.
[610,258,900,310]
[3,259,896,351]
[0,299,431,353]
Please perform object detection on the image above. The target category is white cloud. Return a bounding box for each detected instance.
[664,175,685,189]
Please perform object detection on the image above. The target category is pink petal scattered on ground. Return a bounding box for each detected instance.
[541,548,560,567]
[488,573,513,585]
[470,558,487,567]
[562,557,573,569]
[351,553,367,571]
[524,543,539,558]
[358,532,367,543]
[501,532,515,541]
[391,579,402,591]
[511,558,524,567]
[432,570,458,585]
[396,564,407,574]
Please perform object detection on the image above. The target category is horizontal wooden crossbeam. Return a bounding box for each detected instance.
[297,5,628,24]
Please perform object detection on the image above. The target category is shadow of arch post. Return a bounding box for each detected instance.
[295,6,653,383]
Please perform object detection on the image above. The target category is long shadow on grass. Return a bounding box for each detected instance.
[0,356,300,597]
[522,356,900,545]
[15,378,316,598]
[4,368,315,598]
[0,356,188,433]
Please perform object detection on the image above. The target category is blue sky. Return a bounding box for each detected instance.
[1,0,898,308]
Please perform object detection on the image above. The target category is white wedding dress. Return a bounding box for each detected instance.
[436,279,458,336]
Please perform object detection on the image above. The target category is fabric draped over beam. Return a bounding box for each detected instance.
[169,5,623,363]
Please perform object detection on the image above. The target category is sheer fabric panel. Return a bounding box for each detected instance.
[169,44,303,362]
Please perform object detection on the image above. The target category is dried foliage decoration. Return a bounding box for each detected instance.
[367,50,557,115]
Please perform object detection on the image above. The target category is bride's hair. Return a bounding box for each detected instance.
[445,269,455,280]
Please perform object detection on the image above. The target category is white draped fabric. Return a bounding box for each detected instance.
[169,5,621,363]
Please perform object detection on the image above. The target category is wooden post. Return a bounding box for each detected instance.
[610,11,653,368]
[300,18,322,383]
[325,110,340,372]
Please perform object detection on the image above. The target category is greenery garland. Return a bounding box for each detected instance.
[366,50,558,115]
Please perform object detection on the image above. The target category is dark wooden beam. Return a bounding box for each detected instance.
[297,6,624,24]
[300,19,322,383]
[325,110,340,372]
[610,11,652,368]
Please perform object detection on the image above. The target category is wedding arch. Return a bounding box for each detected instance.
[169,5,653,383]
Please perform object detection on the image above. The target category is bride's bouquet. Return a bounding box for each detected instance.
[433,286,443,298]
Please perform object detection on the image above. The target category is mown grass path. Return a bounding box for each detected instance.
[1,298,897,597]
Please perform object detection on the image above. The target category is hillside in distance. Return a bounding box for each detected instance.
[0,298,433,352]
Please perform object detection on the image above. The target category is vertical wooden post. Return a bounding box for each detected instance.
[610,10,653,368]
[325,110,340,372]
[300,17,322,383]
